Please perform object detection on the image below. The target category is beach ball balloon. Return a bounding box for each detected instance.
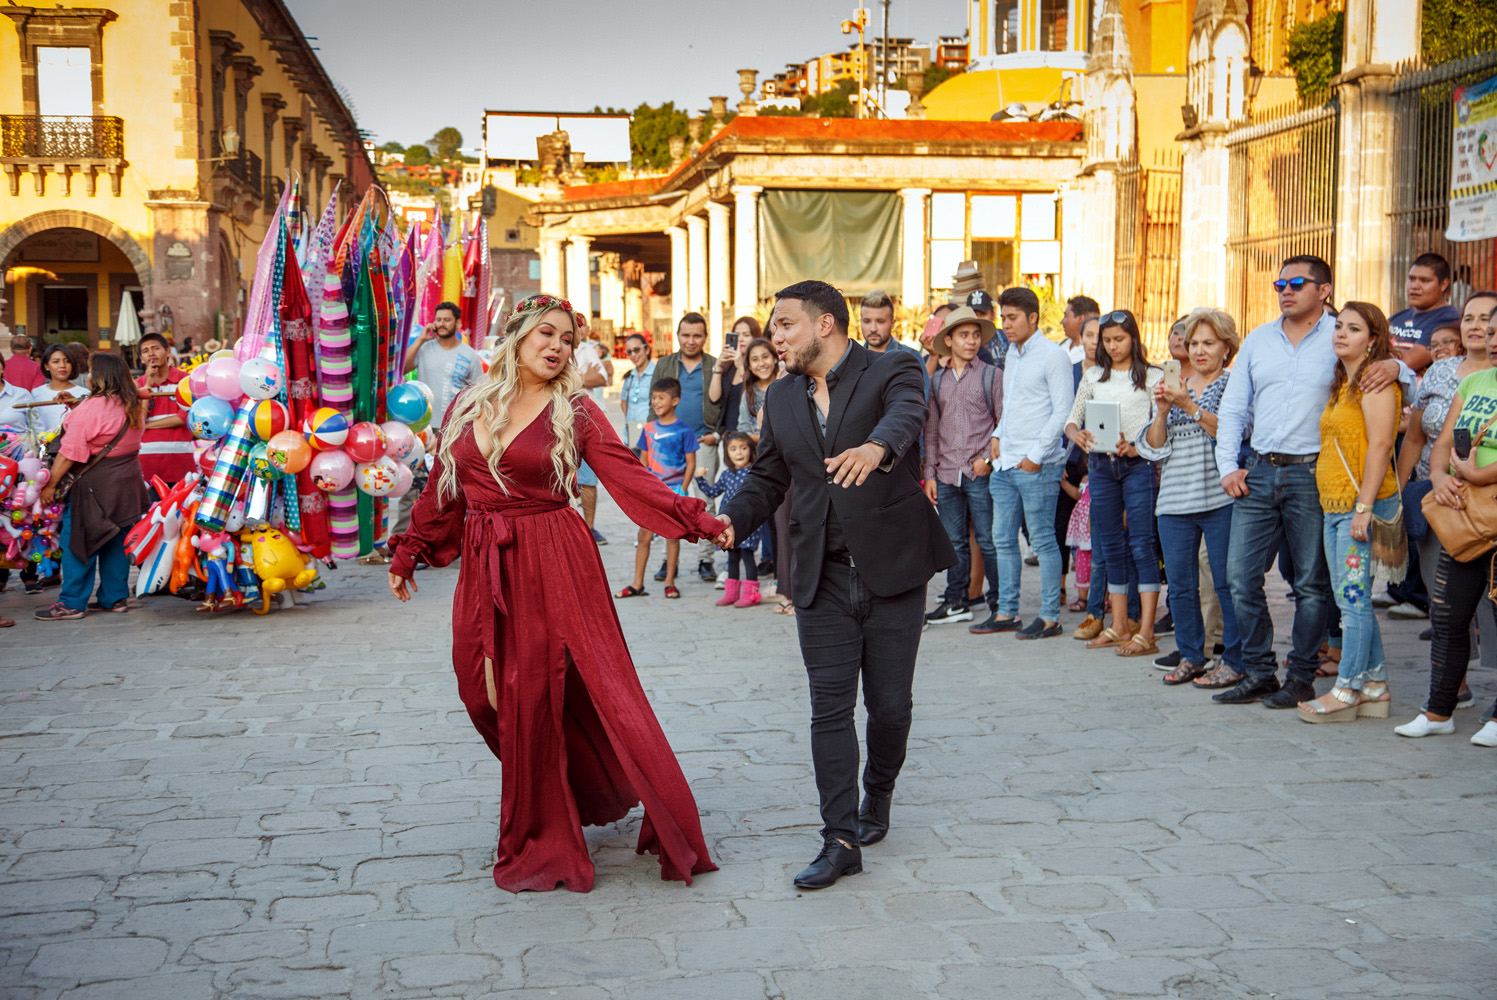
[308,450,354,492]
[175,378,195,408]
[188,364,211,399]
[379,421,416,462]
[343,422,387,464]
[385,382,431,425]
[238,358,285,401]
[355,456,401,497]
[266,430,312,475]
[196,444,219,475]
[407,408,432,435]
[187,397,234,439]
[204,356,243,401]
[389,463,414,499]
[210,349,235,363]
[303,407,349,451]
[250,399,290,440]
[246,441,276,481]
[403,437,426,470]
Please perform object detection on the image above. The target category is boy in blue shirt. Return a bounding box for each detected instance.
[617,378,698,599]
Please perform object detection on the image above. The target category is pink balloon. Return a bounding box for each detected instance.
[389,462,414,498]
[308,450,355,492]
[344,422,387,464]
[205,357,243,402]
[188,365,210,399]
[379,421,416,461]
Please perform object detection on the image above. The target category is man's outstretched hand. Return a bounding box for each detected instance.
[713,515,735,550]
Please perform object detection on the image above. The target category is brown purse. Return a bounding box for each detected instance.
[1332,438,1407,583]
[1420,412,1497,563]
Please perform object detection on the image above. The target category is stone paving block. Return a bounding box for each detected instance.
[137,837,262,869]
[58,971,216,1000]
[1212,904,1373,947]
[1003,882,1126,915]
[0,910,97,939]
[268,891,380,924]
[1208,947,1362,994]
[619,971,769,1000]
[1027,846,1154,878]
[189,928,310,963]
[1080,956,1202,995]
[25,936,168,984]
[772,966,921,1000]
[0,877,106,909]
[675,926,812,972]
[385,953,504,989]
[521,938,668,986]
[117,898,251,938]
[1353,899,1491,940]
[960,920,1084,958]
[472,907,597,956]
[1351,939,1497,984]
[266,830,382,860]
[936,963,1086,1000]
[229,862,340,891]
[1086,910,1229,952]
[1133,874,1268,910]
[226,963,354,999]
[7,848,134,878]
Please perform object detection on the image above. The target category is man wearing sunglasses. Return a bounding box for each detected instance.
[1213,255,1412,709]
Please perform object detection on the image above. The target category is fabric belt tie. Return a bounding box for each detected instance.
[466,498,570,658]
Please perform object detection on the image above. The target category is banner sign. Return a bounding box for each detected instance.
[1448,73,1497,242]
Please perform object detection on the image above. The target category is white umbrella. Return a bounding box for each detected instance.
[113,290,142,346]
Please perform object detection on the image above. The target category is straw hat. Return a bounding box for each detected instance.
[929,306,997,357]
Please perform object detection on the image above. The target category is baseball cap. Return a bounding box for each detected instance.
[967,290,995,313]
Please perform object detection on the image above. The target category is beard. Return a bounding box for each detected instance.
[783,337,823,376]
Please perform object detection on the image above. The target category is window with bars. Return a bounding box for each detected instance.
[995,0,1022,55]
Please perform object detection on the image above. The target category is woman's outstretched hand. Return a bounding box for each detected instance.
[389,573,418,602]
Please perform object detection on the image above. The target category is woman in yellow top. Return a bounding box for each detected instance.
[1300,301,1402,723]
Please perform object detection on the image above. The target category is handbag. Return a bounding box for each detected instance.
[51,422,129,503]
[1421,412,1497,562]
[1331,437,1407,584]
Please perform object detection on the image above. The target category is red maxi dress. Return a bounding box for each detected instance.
[389,394,721,892]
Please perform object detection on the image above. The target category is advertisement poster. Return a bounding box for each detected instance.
[1448,73,1497,242]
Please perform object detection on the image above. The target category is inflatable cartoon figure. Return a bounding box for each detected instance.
[241,527,317,614]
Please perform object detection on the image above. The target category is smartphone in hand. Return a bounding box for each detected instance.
[1161,358,1183,393]
[1453,427,1473,460]
[724,331,739,352]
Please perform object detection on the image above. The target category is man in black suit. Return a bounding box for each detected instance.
[714,280,956,890]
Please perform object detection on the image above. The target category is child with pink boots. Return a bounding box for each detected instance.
[695,432,767,608]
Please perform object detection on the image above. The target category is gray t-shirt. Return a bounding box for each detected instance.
[414,338,484,428]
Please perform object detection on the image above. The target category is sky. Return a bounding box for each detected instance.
[285,0,966,150]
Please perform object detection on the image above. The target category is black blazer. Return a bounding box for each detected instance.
[720,341,956,606]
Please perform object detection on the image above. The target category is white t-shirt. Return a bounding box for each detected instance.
[413,338,484,429]
[27,382,90,434]
[574,341,608,404]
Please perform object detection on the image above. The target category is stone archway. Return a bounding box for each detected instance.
[0,209,153,286]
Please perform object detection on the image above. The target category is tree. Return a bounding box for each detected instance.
[1284,11,1343,101]
[628,101,690,170]
[922,64,954,94]
[403,143,432,166]
[378,140,404,155]
[1423,0,1497,62]
[429,127,463,161]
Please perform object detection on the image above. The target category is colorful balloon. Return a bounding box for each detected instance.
[266,430,312,475]
[389,463,414,499]
[385,382,432,425]
[188,365,210,400]
[247,441,277,481]
[187,397,234,439]
[175,378,195,408]
[250,399,291,440]
[238,358,285,401]
[379,421,416,462]
[343,422,387,464]
[308,450,355,492]
[355,456,401,497]
[196,444,219,475]
[403,437,426,470]
[303,407,349,451]
[204,356,243,402]
[209,349,235,362]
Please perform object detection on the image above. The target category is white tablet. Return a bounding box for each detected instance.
[1086,399,1123,454]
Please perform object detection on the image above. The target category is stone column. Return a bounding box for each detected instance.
[1333,0,1421,304]
[732,185,762,318]
[666,225,689,328]
[706,201,731,346]
[899,188,930,310]
[539,233,565,295]
[567,235,593,314]
[598,252,625,329]
[686,214,708,323]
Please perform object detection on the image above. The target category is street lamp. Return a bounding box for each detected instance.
[841,5,869,120]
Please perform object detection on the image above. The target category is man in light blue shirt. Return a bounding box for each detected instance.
[979,286,1075,639]
[1213,254,1409,708]
[618,332,657,454]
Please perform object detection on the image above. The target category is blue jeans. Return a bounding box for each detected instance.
[1225,459,1331,685]
[1323,497,1396,690]
[1088,454,1161,594]
[936,477,998,609]
[1088,542,1140,619]
[59,506,130,611]
[990,462,1063,621]
[1158,506,1242,669]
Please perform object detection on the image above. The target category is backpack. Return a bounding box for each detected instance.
[932,363,997,425]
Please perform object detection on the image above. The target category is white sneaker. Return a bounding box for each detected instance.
[1371,592,1397,608]
[1471,721,1497,747]
[1394,714,1456,738]
[1387,602,1429,620]
[715,576,727,590]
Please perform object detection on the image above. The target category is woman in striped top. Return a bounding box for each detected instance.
[1139,308,1243,685]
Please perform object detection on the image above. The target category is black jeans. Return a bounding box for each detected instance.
[1428,550,1497,716]
[795,561,926,844]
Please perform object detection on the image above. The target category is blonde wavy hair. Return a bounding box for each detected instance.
[434,300,585,503]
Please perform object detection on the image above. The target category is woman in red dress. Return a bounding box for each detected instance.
[388,294,723,893]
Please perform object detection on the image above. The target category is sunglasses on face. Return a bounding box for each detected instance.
[626,346,646,355]
[1273,277,1324,291]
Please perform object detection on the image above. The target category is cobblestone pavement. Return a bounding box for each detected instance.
[2,465,1495,998]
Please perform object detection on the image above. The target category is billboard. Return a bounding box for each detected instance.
[484,112,631,163]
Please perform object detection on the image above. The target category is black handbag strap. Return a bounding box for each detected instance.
[61,419,130,489]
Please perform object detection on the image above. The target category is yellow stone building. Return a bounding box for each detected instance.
[0,0,373,352]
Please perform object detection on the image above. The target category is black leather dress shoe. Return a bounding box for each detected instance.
[793,839,863,890]
[1263,678,1315,709]
[1212,675,1281,705]
[858,793,891,846]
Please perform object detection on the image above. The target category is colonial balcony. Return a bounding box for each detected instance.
[211,147,264,222]
[0,114,127,196]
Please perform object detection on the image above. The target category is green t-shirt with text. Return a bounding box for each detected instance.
[1454,368,1497,469]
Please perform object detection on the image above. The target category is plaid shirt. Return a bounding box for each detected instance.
[924,358,1003,486]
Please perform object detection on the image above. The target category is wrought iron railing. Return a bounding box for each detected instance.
[222,149,262,194]
[0,115,124,158]
[1114,151,1183,357]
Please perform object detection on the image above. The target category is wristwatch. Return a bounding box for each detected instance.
[1354,501,1370,513]
[1190,408,1203,422]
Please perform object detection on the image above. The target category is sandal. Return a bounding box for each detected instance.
[1087,627,1132,649]
[1068,594,1088,613]
[1162,660,1207,685]
[774,601,796,616]
[664,585,680,599]
[1297,685,1362,723]
[0,615,13,628]
[1357,681,1391,719]
[615,585,648,598]
[1116,635,1160,657]
[358,552,390,566]
[1193,663,1243,689]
